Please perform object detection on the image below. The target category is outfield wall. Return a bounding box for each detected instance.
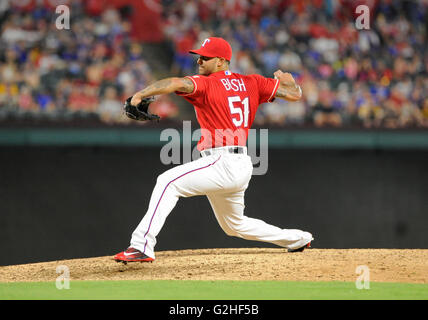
[1,127,428,149]
[1,143,427,266]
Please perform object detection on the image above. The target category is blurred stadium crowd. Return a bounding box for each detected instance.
[1,0,428,128]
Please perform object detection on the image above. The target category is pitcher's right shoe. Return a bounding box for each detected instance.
[114,247,154,264]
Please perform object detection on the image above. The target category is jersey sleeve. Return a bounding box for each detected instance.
[252,74,280,104]
[175,75,207,98]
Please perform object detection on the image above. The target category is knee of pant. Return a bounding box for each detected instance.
[223,220,244,237]
[156,172,172,188]
[223,226,238,237]
[217,220,238,237]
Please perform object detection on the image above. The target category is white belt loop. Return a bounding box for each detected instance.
[201,146,247,157]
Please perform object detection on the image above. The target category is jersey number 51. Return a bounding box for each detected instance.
[228,96,249,128]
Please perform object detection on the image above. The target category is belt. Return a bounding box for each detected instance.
[201,146,247,157]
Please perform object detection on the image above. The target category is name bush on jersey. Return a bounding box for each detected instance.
[220,78,246,92]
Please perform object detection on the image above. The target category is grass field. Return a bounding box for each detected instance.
[1,280,427,300]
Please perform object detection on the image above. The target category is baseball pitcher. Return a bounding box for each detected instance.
[115,37,313,263]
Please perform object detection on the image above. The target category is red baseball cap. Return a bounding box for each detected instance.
[189,37,232,61]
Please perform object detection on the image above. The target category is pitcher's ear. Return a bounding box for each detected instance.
[218,57,226,67]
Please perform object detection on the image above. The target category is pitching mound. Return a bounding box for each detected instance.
[0,248,427,283]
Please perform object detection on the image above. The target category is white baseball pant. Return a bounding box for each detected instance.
[130,147,313,259]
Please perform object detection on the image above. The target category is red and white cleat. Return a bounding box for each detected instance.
[114,247,154,264]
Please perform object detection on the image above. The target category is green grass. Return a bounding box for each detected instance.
[1,280,427,300]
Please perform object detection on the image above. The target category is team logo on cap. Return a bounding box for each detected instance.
[202,38,210,47]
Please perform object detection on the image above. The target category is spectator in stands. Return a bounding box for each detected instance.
[97,86,122,124]
[17,85,36,111]
[0,82,19,109]
[421,99,428,127]
[313,82,342,127]
[68,83,99,113]
[357,90,384,129]
[34,88,55,112]
[170,28,198,76]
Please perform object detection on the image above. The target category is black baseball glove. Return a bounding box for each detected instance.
[123,96,160,121]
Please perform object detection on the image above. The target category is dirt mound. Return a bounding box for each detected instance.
[0,248,427,283]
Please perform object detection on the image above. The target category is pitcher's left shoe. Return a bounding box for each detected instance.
[114,247,154,264]
[288,241,312,252]
[288,236,313,253]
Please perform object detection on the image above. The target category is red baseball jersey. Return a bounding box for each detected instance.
[176,70,280,151]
